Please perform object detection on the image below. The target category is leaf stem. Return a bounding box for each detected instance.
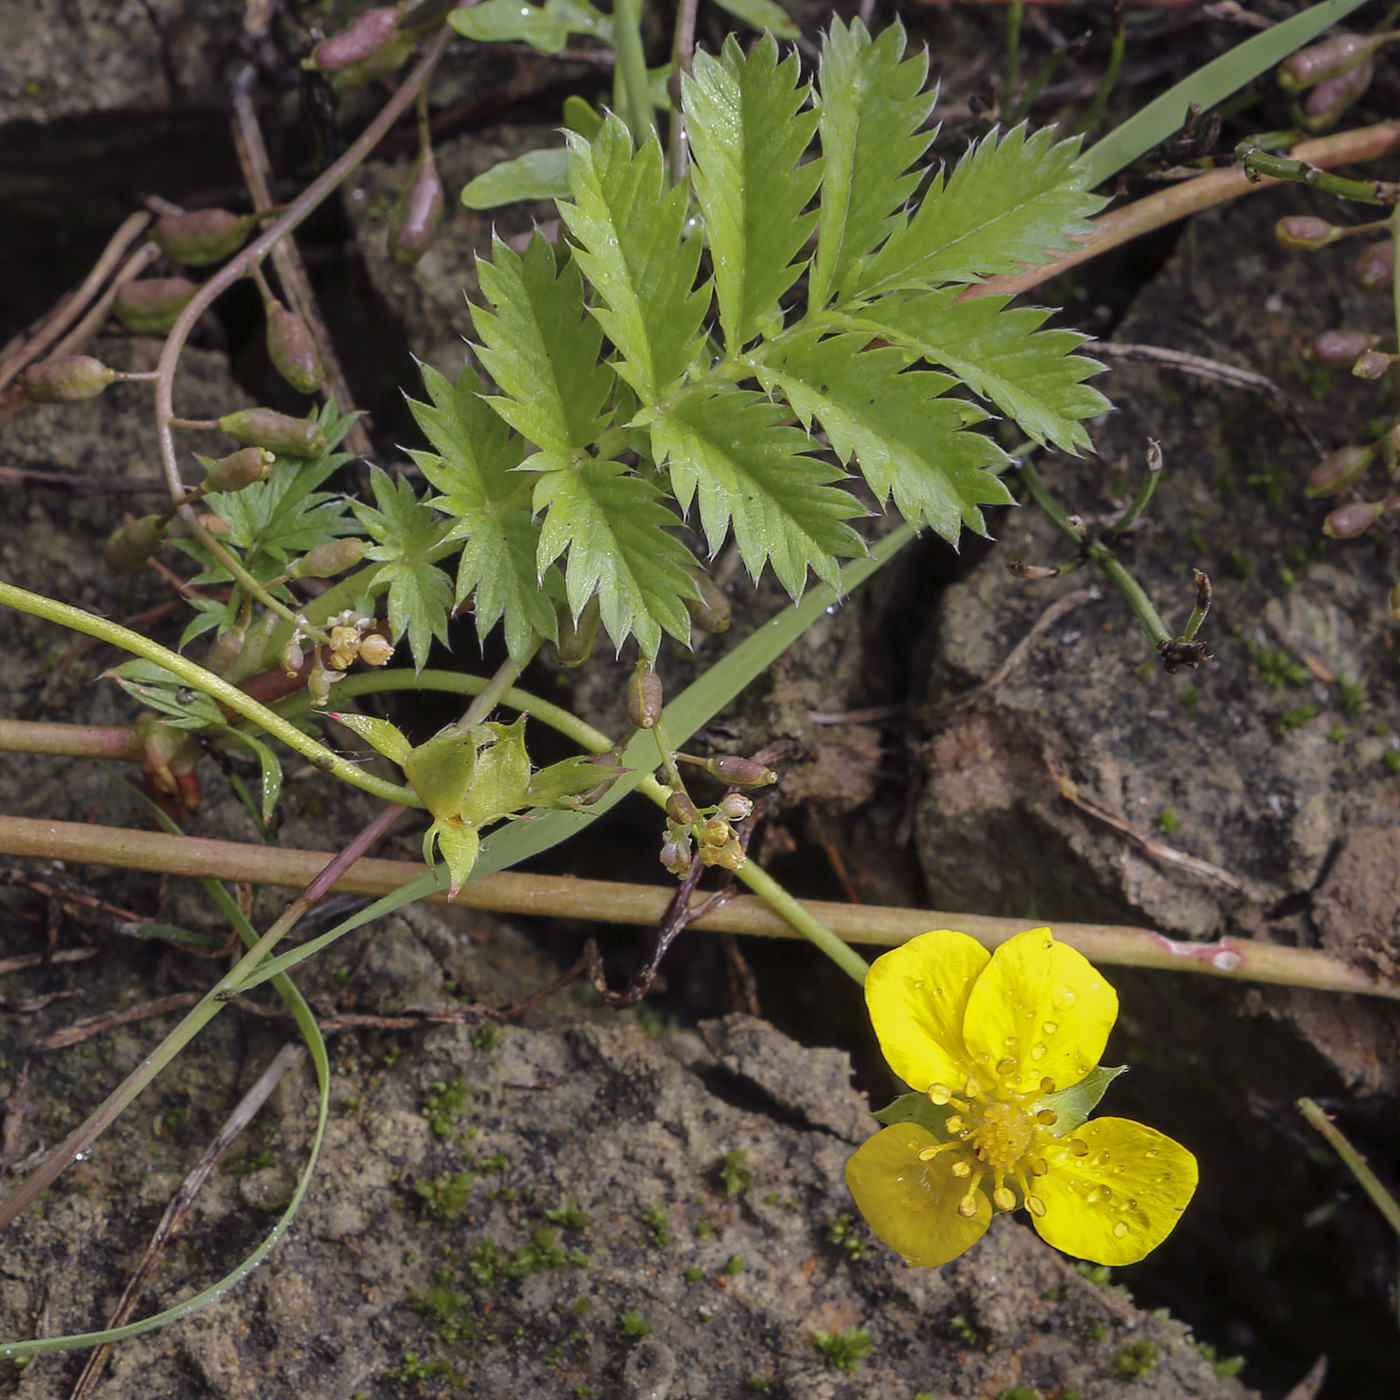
[612,0,654,146]
[1297,1097,1400,1238]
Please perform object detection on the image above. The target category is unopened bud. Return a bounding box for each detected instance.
[660,838,692,875]
[265,302,325,394]
[1351,239,1394,292]
[293,537,366,578]
[1323,499,1387,539]
[700,817,731,846]
[627,663,663,729]
[1300,59,1374,133]
[1353,350,1392,381]
[1274,215,1338,251]
[307,6,400,72]
[103,514,167,573]
[280,640,306,677]
[204,625,247,676]
[1380,424,1400,477]
[359,633,394,666]
[21,354,116,403]
[113,276,198,335]
[1278,33,1382,93]
[218,408,328,458]
[555,595,600,667]
[666,791,700,826]
[682,564,732,634]
[1007,561,1060,580]
[705,755,777,787]
[390,148,446,265]
[152,208,256,266]
[203,446,273,494]
[1306,444,1375,497]
[1310,329,1379,367]
[718,793,753,821]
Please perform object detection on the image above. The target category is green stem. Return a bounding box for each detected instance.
[1004,0,1024,112]
[613,0,654,146]
[1076,10,1126,137]
[0,580,420,807]
[1240,147,1399,205]
[733,860,869,985]
[457,639,541,730]
[1297,1097,1400,1238]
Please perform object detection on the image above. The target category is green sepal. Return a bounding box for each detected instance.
[871,1091,955,1136]
[1037,1064,1127,1136]
[404,726,479,819]
[459,717,533,828]
[426,817,481,896]
[527,754,623,809]
[329,712,413,766]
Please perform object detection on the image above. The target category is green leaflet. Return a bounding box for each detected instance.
[474,233,613,464]
[351,467,454,669]
[709,0,799,39]
[534,459,697,658]
[653,387,864,596]
[810,18,935,312]
[408,363,558,662]
[758,331,1011,540]
[449,0,610,55]
[843,124,1105,301]
[559,117,709,404]
[460,147,570,210]
[684,34,820,352]
[853,290,1109,454]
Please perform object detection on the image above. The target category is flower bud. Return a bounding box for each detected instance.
[1006,561,1060,580]
[280,640,306,677]
[660,837,692,875]
[292,537,366,578]
[103,514,167,573]
[326,35,414,92]
[555,595,600,667]
[1353,350,1392,381]
[112,276,198,335]
[682,564,732,634]
[1278,33,1381,93]
[1305,444,1375,497]
[718,793,753,821]
[203,446,273,494]
[1351,239,1394,293]
[666,791,699,826]
[134,711,202,818]
[21,354,116,403]
[152,209,257,266]
[359,633,394,666]
[705,755,777,787]
[217,408,328,458]
[1323,499,1387,539]
[265,302,325,394]
[204,624,247,676]
[700,816,731,846]
[390,148,446,265]
[307,6,400,72]
[627,663,663,729]
[1309,329,1378,367]
[1300,59,1374,133]
[1273,215,1338,251]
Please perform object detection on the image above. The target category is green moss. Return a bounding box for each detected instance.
[545,1194,592,1229]
[716,1147,753,1197]
[1382,749,1400,775]
[1227,547,1254,579]
[1256,648,1309,690]
[1177,683,1200,713]
[744,1376,771,1394]
[641,1202,671,1246]
[694,1217,714,1239]
[826,1212,868,1262]
[1157,805,1182,835]
[222,1146,275,1176]
[722,1254,744,1275]
[948,1313,979,1345]
[1113,1338,1158,1379]
[416,1170,474,1226]
[571,1296,593,1315]
[1340,678,1368,715]
[471,1022,503,1052]
[813,1326,873,1372]
[1328,725,1349,744]
[478,1151,511,1173]
[1196,1341,1246,1376]
[1076,1261,1112,1286]
[619,1309,652,1337]
[384,1352,461,1385]
[409,1268,475,1344]
[683,1266,705,1283]
[995,1389,1039,1400]
[423,1075,469,1141]
[1270,704,1318,737]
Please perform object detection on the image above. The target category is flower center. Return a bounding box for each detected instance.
[968,1100,1033,1174]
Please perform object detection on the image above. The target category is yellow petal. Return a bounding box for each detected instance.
[845,1123,991,1268]
[865,930,990,1093]
[961,926,1118,1098]
[1030,1116,1198,1266]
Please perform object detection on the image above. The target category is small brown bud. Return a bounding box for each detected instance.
[1306,444,1376,497]
[1323,499,1387,539]
[1309,329,1379,367]
[1351,239,1394,293]
[1007,561,1060,580]
[217,408,328,458]
[152,209,256,266]
[1278,33,1380,93]
[280,640,306,677]
[359,633,394,666]
[203,446,273,494]
[390,148,446,265]
[705,755,777,787]
[308,6,401,73]
[1274,215,1338,251]
[555,595,601,667]
[666,791,700,826]
[293,537,366,578]
[103,514,167,573]
[265,302,324,395]
[681,564,732,634]
[718,793,753,821]
[21,354,116,403]
[1300,59,1374,133]
[1353,350,1392,381]
[112,276,198,335]
[627,663,663,729]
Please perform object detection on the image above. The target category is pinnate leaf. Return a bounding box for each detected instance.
[473,233,613,463]
[460,148,570,210]
[857,291,1108,453]
[810,18,936,310]
[684,35,820,352]
[843,124,1105,301]
[534,459,697,657]
[559,117,708,404]
[653,387,864,595]
[759,331,1011,540]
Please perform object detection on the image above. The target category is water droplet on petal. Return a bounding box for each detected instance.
[1094,1150,1111,1167]
[1113,1222,1129,1238]
[1042,1021,1058,1035]
[1030,1044,1047,1061]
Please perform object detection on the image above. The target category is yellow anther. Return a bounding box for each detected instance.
[1025,1194,1047,1218]
[957,1192,980,1218]
[992,1185,1016,1212]
[917,1142,955,1162]
[1036,1109,1058,1126]
[927,1083,952,1105]
[944,1114,965,1135]
[950,1160,972,1178]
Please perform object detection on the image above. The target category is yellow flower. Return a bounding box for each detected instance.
[846,927,1197,1268]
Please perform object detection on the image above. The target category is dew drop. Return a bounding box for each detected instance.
[825,604,837,615]
[1094,1150,1111,1167]
[1112,1164,1126,1175]
[1042,1021,1058,1036]
[1003,1035,1018,1047]
[1030,1044,1048,1061]
[1113,1222,1128,1238]
[912,979,925,989]
[1145,1149,1159,1158]
[1052,984,1078,1010]
[1042,937,1053,949]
